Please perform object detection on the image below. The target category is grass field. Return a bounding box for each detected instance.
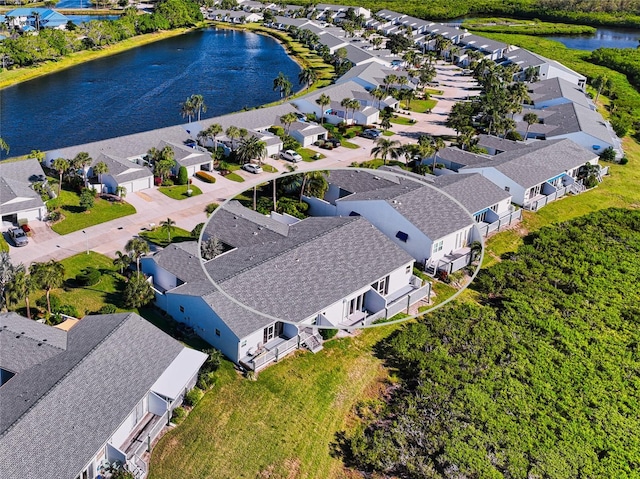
[389,115,416,125]
[401,98,438,113]
[262,164,278,173]
[298,148,325,162]
[225,172,245,182]
[150,325,395,479]
[49,190,136,235]
[140,225,193,247]
[158,184,203,200]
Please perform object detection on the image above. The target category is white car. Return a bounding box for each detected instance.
[242,163,263,174]
[280,149,303,163]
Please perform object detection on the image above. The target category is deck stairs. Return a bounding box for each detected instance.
[300,328,324,353]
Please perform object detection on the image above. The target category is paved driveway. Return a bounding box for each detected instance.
[8,62,479,267]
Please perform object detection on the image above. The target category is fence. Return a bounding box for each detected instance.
[523,186,568,211]
[249,336,300,371]
[477,209,523,237]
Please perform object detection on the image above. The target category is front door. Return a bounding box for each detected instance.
[263,322,283,343]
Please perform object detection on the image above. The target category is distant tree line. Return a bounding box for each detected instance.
[0,0,202,69]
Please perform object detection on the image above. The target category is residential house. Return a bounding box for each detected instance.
[476,134,528,156]
[303,169,478,275]
[457,138,600,210]
[88,153,154,194]
[526,77,593,109]
[433,173,521,237]
[503,47,587,87]
[156,140,213,176]
[0,312,207,479]
[0,158,48,224]
[143,202,429,371]
[5,8,69,32]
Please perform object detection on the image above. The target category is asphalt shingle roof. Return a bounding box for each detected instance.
[434,173,511,214]
[0,312,184,479]
[462,138,597,187]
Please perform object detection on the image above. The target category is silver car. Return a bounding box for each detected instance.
[8,227,28,247]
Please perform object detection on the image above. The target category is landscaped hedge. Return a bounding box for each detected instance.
[76,267,101,286]
[319,328,338,340]
[195,171,216,183]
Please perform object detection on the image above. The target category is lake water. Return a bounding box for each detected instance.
[448,18,640,50]
[0,28,301,157]
[68,14,120,24]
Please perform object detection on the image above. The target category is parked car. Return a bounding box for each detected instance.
[326,138,341,147]
[280,149,303,162]
[242,163,264,174]
[361,129,382,140]
[8,227,28,247]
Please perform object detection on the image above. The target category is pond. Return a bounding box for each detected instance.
[448,18,640,50]
[0,27,302,157]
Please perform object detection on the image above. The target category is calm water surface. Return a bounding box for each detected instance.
[449,18,640,50]
[0,28,301,156]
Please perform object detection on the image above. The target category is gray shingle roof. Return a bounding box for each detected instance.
[92,153,154,183]
[462,138,597,187]
[330,170,475,239]
[437,147,493,168]
[0,312,184,479]
[434,173,511,214]
[476,134,528,154]
[0,159,46,216]
[528,77,591,108]
[150,241,208,284]
[543,102,615,145]
[207,215,413,334]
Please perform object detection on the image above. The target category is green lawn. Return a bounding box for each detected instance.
[150,324,396,479]
[140,226,193,247]
[382,130,395,136]
[225,172,245,183]
[0,235,8,252]
[401,98,437,113]
[262,164,278,173]
[49,189,136,235]
[423,87,444,95]
[298,148,325,162]
[340,140,360,149]
[389,116,416,126]
[158,184,203,200]
[20,252,126,318]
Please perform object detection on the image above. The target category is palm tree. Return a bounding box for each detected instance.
[125,237,150,273]
[298,68,318,90]
[161,218,176,242]
[523,112,538,140]
[189,94,207,122]
[5,268,35,319]
[371,87,386,110]
[300,170,328,200]
[416,135,436,166]
[152,146,175,181]
[280,112,298,135]
[236,136,267,165]
[92,161,109,186]
[123,272,155,309]
[72,152,92,184]
[199,123,223,150]
[180,97,195,123]
[0,137,9,158]
[371,138,403,165]
[273,72,292,98]
[225,126,241,152]
[380,116,392,131]
[348,99,361,124]
[383,74,398,93]
[429,136,445,172]
[316,93,331,124]
[29,260,65,315]
[113,250,132,274]
[52,158,69,196]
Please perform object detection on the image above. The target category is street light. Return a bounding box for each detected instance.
[82,230,89,254]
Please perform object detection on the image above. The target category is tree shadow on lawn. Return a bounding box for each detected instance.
[61,204,85,214]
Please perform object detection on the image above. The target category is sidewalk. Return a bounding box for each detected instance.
[9,62,478,267]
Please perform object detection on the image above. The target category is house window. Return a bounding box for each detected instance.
[475,211,487,223]
[347,293,366,316]
[241,340,247,347]
[406,265,411,274]
[215,329,221,337]
[491,204,499,213]
[179,305,184,313]
[371,275,389,295]
[396,231,409,242]
[433,240,444,254]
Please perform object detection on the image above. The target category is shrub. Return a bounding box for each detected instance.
[205,202,219,216]
[177,166,189,185]
[202,348,223,372]
[98,304,117,314]
[36,294,61,312]
[55,304,80,318]
[195,171,216,183]
[191,222,204,238]
[268,125,285,137]
[47,210,62,222]
[345,131,356,139]
[162,178,174,187]
[599,146,617,162]
[79,188,95,211]
[197,371,217,390]
[154,176,162,186]
[506,130,523,141]
[282,135,301,151]
[76,267,101,286]
[319,328,338,340]
[184,387,204,407]
[620,156,629,165]
[171,406,186,424]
